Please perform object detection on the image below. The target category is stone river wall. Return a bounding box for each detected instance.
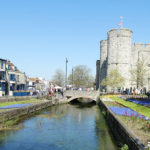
[98,98,145,150]
[0,98,68,124]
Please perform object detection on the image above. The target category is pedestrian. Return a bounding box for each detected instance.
[133,88,136,95]
[130,87,132,95]
[127,88,129,95]
[143,87,147,95]
[60,89,64,97]
[140,88,143,95]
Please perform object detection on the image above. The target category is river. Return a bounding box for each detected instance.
[0,104,118,150]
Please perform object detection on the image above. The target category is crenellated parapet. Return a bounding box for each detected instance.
[133,43,150,49]
[118,28,132,37]
[107,29,118,38]
[107,28,132,38]
[134,43,144,47]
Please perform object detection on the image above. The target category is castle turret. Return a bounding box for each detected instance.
[107,28,132,90]
[99,39,107,90]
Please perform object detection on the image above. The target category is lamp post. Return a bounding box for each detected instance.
[66,58,68,87]
[72,68,74,86]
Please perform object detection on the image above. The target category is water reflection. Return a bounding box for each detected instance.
[0,104,118,150]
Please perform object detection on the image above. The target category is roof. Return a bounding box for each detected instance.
[0,58,7,61]
[6,61,20,72]
[28,77,39,82]
[7,61,14,66]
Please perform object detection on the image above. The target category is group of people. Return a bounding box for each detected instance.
[48,88,64,97]
[72,87,94,91]
[121,87,147,95]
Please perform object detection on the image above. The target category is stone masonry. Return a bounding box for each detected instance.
[99,28,150,91]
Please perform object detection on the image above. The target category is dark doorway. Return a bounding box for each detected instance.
[5,82,8,95]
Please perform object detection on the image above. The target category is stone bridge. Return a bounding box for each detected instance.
[64,90,99,102]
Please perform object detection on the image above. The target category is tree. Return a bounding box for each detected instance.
[52,69,65,86]
[101,67,125,92]
[130,56,148,88]
[68,65,94,88]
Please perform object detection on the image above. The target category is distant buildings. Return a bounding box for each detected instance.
[26,77,49,93]
[26,77,37,91]
[0,59,49,96]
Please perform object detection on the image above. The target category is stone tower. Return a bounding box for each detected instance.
[107,28,132,90]
[99,40,107,90]
[99,28,150,92]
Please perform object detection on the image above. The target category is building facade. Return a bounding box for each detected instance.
[0,59,27,96]
[0,59,7,96]
[99,28,150,91]
[7,61,27,96]
[27,77,49,94]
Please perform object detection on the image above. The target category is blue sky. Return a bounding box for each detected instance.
[0,0,150,80]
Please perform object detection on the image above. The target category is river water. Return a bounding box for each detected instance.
[0,104,118,150]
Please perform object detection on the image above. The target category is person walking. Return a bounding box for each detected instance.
[60,89,64,97]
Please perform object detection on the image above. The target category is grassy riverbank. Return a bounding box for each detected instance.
[0,98,51,129]
[0,117,20,128]
[100,95,150,146]
[0,98,42,107]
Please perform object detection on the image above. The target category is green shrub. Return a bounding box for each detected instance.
[121,144,129,150]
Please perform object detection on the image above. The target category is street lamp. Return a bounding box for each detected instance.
[66,58,68,87]
[72,68,74,86]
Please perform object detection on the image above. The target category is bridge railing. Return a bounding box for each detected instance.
[64,90,99,99]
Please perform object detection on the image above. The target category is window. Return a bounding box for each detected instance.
[17,75,19,82]
[10,84,15,91]
[17,85,19,90]
[0,82,5,91]
[10,74,16,81]
[1,60,3,69]
[0,72,5,80]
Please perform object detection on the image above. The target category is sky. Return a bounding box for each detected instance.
[0,0,150,80]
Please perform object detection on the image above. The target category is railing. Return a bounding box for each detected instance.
[10,78,16,81]
[13,91,30,96]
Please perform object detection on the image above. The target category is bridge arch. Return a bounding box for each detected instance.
[67,96,97,104]
[64,90,99,103]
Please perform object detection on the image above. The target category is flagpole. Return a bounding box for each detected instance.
[118,16,123,29]
[120,16,123,28]
[72,68,74,86]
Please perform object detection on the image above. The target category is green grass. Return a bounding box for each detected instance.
[0,98,41,107]
[111,96,150,118]
[3,118,19,127]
